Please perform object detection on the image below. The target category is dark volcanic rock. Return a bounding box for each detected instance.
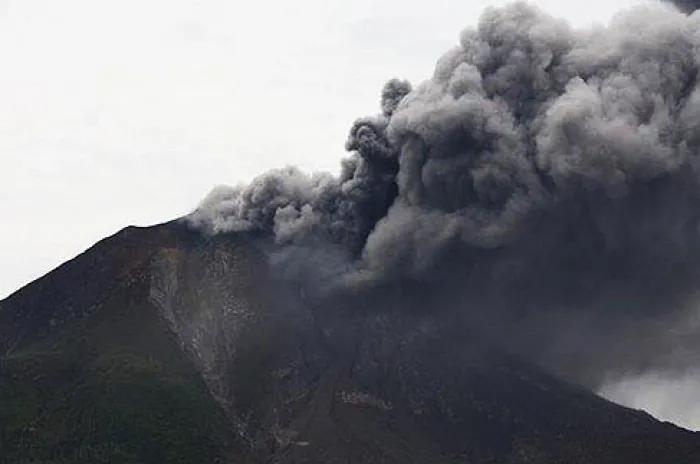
[1,222,699,463]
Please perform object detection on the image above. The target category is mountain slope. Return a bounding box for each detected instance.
[0,224,240,464]
[1,222,700,463]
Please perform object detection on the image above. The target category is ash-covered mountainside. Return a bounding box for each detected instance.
[2,222,699,464]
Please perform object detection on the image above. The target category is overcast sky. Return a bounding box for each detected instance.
[0,0,651,299]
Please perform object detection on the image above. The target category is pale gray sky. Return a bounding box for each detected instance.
[600,372,700,431]
[0,0,648,299]
[4,0,698,430]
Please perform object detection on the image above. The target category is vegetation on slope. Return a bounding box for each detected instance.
[0,225,237,464]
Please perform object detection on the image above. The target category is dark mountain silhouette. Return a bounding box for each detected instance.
[1,221,699,463]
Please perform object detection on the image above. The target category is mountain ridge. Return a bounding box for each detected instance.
[0,222,244,463]
[2,221,700,463]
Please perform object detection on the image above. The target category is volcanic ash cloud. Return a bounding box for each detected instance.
[186,2,700,388]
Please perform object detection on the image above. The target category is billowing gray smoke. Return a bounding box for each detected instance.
[187,2,700,389]
[666,0,700,13]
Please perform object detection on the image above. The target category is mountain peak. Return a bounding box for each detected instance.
[1,222,189,354]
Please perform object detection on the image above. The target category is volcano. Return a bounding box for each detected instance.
[5,2,700,462]
[1,221,699,463]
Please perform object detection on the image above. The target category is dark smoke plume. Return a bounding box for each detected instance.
[665,0,700,13]
[187,2,700,389]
